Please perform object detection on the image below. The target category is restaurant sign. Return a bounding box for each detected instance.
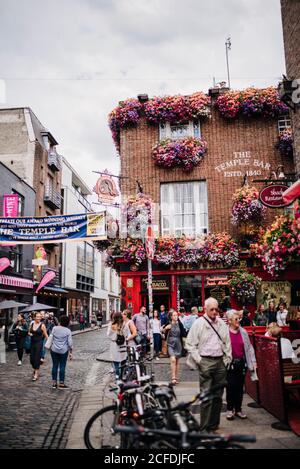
[0,212,106,245]
[259,184,290,208]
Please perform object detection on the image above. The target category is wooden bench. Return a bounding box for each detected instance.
[282,359,300,387]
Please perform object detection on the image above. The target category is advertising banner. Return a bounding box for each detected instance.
[0,212,106,245]
[3,194,19,217]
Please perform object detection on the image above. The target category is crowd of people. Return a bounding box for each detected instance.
[11,311,73,388]
[107,297,300,433]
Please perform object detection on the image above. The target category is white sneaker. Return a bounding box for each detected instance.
[155,356,160,361]
[17,361,22,366]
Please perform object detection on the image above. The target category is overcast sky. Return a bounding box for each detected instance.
[0,0,286,190]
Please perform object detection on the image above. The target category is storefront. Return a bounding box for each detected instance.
[0,274,34,327]
[119,259,300,314]
[67,289,90,324]
[91,297,107,324]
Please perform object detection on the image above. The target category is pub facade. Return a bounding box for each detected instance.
[104,86,298,314]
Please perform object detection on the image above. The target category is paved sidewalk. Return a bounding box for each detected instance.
[66,376,300,449]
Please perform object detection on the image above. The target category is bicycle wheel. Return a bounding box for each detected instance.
[84,404,121,450]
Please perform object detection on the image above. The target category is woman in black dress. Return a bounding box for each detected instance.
[29,312,48,381]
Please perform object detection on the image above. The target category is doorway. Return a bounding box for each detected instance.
[142,293,171,313]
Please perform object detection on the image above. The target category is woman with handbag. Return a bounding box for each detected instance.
[162,309,187,385]
[12,313,29,366]
[122,310,137,347]
[29,312,48,382]
[107,312,127,380]
[226,310,257,421]
[47,315,73,389]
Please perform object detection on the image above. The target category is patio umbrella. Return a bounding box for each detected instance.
[0,300,28,310]
[20,302,58,313]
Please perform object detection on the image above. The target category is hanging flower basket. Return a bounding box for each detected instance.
[231,186,267,226]
[152,137,207,171]
[108,98,143,153]
[229,269,262,304]
[254,215,300,277]
[205,233,240,267]
[144,92,211,124]
[277,128,293,157]
[216,87,289,119]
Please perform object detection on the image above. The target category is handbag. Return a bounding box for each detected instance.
[45,334,54,350]
[134,333,143,345]
[24,335,32,353]
[116,334,125,346]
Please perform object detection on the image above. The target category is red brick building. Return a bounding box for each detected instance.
[108,87,298,313]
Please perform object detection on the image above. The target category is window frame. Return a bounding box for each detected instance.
[159,120,201,141]
[278,116,291,133]
[160,181,208,237]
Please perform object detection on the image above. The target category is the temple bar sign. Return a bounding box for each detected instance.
[215,151,270,178]
[259,184,290,208]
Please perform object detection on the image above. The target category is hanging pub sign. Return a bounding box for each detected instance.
[93,170,119,204]
[0,212,106,245]
[259,184,290,208]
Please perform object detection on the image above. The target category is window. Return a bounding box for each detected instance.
[159,121,201,141]
[177,275,202,312]
[160,181,208,237]
[10,246,22,274]
[278,116,291,133]
[12,190,24,216]
[101,254,106,290]
[77,242,94,279]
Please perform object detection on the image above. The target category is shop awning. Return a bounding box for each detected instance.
[282,179,300,204]
[39,286,69,294]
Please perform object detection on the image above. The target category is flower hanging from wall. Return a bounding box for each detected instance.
[108,98,143,152]
[215,87,289,119]
[152,137,208,171]
[229,269,262,304]
[231,186,267,226]
[254,215,300,277]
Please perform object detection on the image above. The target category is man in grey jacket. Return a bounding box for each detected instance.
[185,297,232,432]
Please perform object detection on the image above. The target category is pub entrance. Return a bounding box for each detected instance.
[141,275,171,314]
[141,293,171,313]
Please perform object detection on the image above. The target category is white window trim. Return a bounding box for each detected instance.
[159,120,201,141]
[278,116,291,133]
[160,181,208,237]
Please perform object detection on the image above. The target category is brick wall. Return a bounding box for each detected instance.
[281,0,300,176]
[119,98,294,236]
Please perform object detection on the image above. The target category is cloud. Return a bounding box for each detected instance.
[0,0,286,189]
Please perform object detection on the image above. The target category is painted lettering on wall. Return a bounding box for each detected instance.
[215,152,271,178]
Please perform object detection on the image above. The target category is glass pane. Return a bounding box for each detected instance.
[177,275,202,312]
[170,124,189,139]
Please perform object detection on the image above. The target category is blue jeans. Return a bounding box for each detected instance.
[153,334,161,355]
[41,338,46,360]
[113,360,126,380]
[51,351,69,383]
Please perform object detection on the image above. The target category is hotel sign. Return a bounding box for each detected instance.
[259,184,290,208]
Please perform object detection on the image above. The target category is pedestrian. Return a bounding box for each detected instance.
[150,310,162,359]
[226,310,257,421]
[182,306,199,332]
[162,309,187,385]
[240,307,252,327]
[12,313,29,366]
[132,306,150,356]
[253,304,268,326]
[29,312,48,381]
[49,315,73,389]
[276,302,288,327]
[122,309,137,347]
[97,310,103,328]
[159,305,169,357]
[79,311,85,331]
[40,310,48,364]
[266,300,277,325]
[185,297,232,433]
[107,312,127,380]
[266,325,300,359]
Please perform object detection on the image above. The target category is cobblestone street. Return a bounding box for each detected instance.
[0,329,111,449]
